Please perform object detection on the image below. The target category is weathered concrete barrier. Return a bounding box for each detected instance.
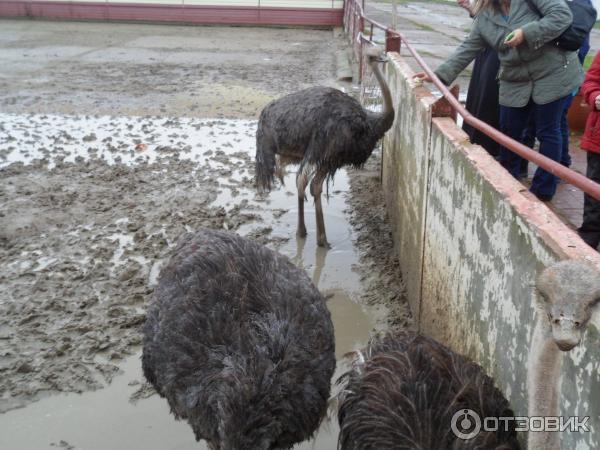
[382,53,600,448]
[0,0,344,26]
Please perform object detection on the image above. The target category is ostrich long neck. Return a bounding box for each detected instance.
[369,60,394,136]
[527,320,562,450]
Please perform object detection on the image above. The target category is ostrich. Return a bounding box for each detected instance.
[141,229,336,450]
[336,260,600,450]
[336,332,521,450]
[255,47,395,248]
[528,259,600,450]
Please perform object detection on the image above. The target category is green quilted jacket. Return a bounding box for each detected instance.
[434,0,584,107]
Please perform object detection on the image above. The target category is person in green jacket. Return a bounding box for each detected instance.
[417,0,584,201]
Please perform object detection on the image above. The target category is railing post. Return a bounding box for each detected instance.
[386,29,401,53]
[344,0,348,31]
[432,84,460,123]
[358,40,363,83]
[358,14,365,82]
[350,8,356,43]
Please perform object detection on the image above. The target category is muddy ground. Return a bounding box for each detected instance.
[0,18,410,427]
[0,21,341,119]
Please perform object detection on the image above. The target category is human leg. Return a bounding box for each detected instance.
[499,102,532,178]
[560,95,574,167]
[578,152,600,249]
[530,95,570,200]
[520,110,536,177]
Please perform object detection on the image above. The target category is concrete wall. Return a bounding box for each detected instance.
[0,0,344,26]
[382,53,600,449]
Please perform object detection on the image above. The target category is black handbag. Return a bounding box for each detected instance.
[524,0,597,51]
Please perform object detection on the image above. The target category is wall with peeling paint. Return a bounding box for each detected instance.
[382,53,600,448]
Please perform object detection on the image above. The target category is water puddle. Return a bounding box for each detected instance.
[0,112,388,449]
[0,290,372,450]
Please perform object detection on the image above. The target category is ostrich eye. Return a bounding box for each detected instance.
[575,321,581,327]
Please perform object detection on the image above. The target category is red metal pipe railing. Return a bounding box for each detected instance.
[343,0,600,201]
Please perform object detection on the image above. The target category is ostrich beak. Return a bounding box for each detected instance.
[551,318,582,351]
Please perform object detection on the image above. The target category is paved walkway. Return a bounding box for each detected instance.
[366,0,596,237]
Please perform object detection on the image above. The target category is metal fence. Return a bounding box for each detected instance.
[343,0,600,201]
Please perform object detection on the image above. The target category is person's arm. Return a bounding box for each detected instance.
[432,24,486,85]
[578,36,591,65]
[581,53,600,110]
[457,0,474,17]
[520,0,573,50]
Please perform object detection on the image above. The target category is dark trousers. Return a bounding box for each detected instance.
[560,95,574,167]
[500,94,571,199]
[578,151,600,249]
[521,96,574,170]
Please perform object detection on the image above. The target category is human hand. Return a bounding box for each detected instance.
[595,94,600,110]
[504,29,524,48]
[414,72,432,83]
[457,0,473,14]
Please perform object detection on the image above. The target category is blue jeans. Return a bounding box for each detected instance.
[500,94,571,199]
[560,95,574,167]
[520,96,573,168]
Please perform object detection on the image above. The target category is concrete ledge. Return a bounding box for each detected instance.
[382,52,600,448]
[0,1,344,26]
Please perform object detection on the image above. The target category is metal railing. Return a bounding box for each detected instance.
[343,0,600,201]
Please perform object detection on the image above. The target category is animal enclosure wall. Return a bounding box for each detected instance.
[0,0,344,26]
[382,53,600,448]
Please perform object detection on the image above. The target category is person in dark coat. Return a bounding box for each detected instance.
[458,0,501,158]
[578,52,600,250]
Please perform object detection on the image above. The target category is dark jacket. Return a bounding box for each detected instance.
[581,53,600,154]
[435,0,584,107]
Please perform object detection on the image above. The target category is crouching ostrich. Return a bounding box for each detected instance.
[142,229,336,450]
[255,47,395,247]
[337,260,600,450]
[336,332,521,450]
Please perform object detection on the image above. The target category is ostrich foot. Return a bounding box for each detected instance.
[317,235,330,249]
[297,225,307,238]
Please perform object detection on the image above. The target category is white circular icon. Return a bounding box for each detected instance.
[451,409,482,440]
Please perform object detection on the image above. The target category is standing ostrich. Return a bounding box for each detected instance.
[528,259,600,450]
[142,229,336,450]
[337,260,600,450]
[255,47,395,247]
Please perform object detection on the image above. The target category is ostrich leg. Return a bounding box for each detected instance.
[310,169,329,248]
[296,170,310,238]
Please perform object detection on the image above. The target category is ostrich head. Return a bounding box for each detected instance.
[364,46,388,64]
[536,260,600,351]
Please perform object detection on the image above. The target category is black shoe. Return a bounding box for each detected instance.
[577,230,600,249]
[533,192,553,202]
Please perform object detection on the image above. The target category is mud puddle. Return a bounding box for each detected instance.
[0,289,374,450]
[0,112,393,449]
